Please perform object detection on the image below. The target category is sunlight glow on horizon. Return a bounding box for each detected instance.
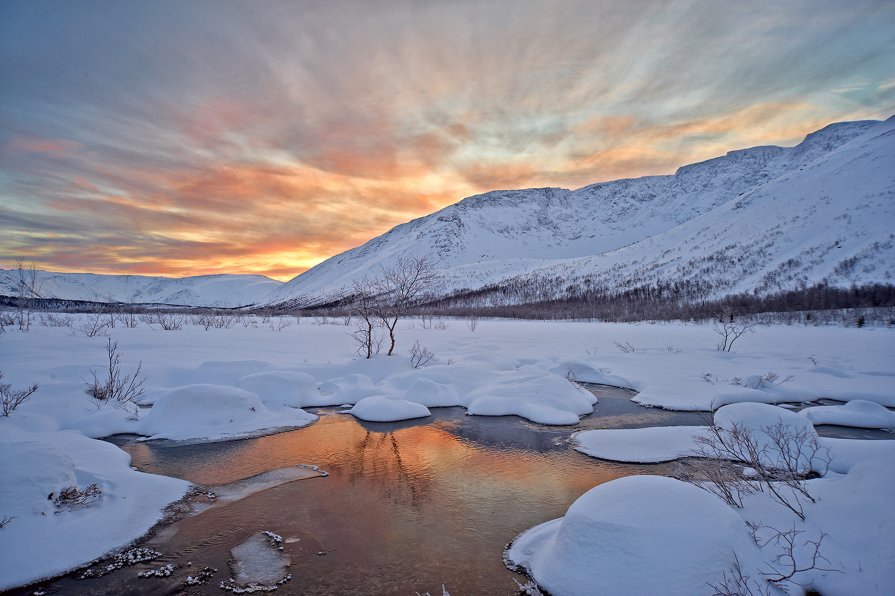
[1,0,893,281]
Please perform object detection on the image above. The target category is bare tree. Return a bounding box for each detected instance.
[376,256,438,356]
[14,258,41,332]
[714,308,758,351]
[350,278,382,359]
[0,371,39,416]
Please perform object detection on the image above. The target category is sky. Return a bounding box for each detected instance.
[1,0,894,281]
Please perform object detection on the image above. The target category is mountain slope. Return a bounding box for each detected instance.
[0,270,281,307]
[266,117,894,307]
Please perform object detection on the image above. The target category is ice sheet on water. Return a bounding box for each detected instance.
[225,532,290,590]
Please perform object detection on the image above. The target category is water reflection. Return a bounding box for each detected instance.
[39,388,697,595]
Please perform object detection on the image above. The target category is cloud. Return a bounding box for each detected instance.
[1,0,893,279]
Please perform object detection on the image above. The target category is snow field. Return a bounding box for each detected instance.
[1,315,892,590]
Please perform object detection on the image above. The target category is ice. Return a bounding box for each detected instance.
[228,532,290,587]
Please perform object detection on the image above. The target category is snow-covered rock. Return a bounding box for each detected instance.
[506,475,763,595]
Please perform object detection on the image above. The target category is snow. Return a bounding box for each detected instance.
[572,426,707,463]
[799,399,895,429]
[0,426,189,590]
[736,456,895,594]
[137,384,316,443]
[506,475,764,595]
[350,395,431,422]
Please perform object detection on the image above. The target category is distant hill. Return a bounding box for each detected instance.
[0,270,281,308]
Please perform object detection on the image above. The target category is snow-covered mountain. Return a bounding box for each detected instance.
[0,270,281,307]
[266,116,895,308]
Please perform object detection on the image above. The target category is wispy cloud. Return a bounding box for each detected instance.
[1,0,893,279]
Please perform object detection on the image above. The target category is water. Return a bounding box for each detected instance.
[25,388,887,594]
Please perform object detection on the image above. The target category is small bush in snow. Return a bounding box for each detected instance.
[409,340,435,368]
[0,311,16,333]
[141,312,184,330]
[0,371,38,416]
[0,515,14,529]
[40,313,74,328]
[466,316,479,332]
[613,341,637,354]
[86,338,145,409]
[51,483,102,510]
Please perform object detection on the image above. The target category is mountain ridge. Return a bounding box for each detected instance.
[266,116,894,308]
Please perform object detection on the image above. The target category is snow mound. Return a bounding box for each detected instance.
[506,475,762,595]
[799,400,895,429]
[466,374,595,425]
[821,437,895,474]
[237,370,324,409]
[350,396,431,422]
[138,384,316,442]
[572,426,707,462]
[0,427,189,590]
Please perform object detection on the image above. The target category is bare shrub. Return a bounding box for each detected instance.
[1,371,39,416]
[51,483,102,510]
[194,312,237,330]
[707,551,767,596]
[0,311,16,333]
[677,417,831,521]
[752,524,839,586]
[409,340,435,368]
[117,308,140,328]
[40,313,74,328]
[270,317,291,331]
[714,308,758,351]
[86,339,145,409]
[613,341,637,354]
[141,312,184,330]
[466,316,479,332]
[0,515,13,529]
[76,312,111,337]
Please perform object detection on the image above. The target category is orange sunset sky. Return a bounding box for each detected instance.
[2,1,894,281]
